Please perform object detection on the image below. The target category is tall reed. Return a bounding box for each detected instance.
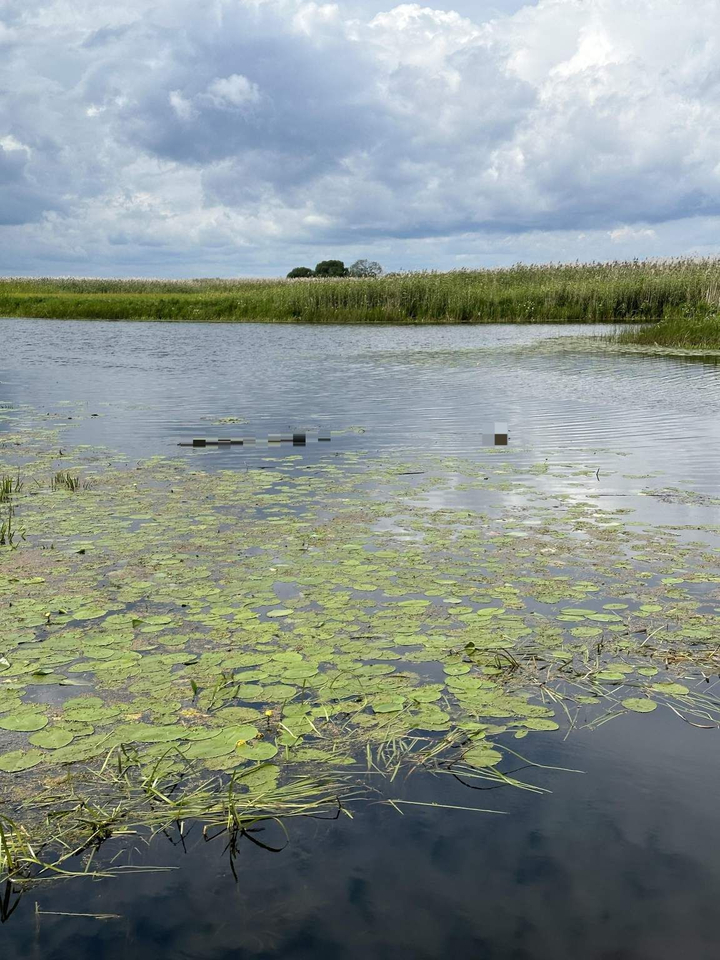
[1,257,719,325]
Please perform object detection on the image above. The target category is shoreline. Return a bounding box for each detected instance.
[1,259,718,343]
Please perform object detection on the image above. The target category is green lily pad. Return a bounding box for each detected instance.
[444,664,471,676]
[521,718,560,731]
[29,727,76,749]
[651,682,690,696]
[622,698,657,713]
[463,744,502,768]
[372,697,405,714]
[235,741,278,761]
[0,711,48,732]
[0,749,45,772]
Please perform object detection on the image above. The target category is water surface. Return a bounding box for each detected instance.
[2,318,720,960]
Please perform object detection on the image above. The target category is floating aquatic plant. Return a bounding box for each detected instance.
[0,412,719,882]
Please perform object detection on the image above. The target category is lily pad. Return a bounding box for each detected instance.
[651,682,690,696]
[0,749,45,772]
[0,711,48,732]
[235,741,278,761]
[622,698,658,713]
[463,744,502,768]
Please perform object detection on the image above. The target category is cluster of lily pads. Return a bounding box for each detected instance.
[0,410,719,877]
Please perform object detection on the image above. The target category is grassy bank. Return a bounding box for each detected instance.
[2,257,720,324]
[613,312,720,349]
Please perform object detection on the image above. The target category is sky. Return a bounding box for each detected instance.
[1,0,719,277]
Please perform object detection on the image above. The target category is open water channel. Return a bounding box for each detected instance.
[1,319,720,959]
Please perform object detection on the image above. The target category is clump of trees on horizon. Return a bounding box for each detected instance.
[287,259,383,279]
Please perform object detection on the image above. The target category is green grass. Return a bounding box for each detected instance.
[613,312,720,349]
[2,257,720,324]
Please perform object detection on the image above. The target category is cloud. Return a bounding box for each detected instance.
[1,0,720,274]
[204,74,261,109]
[0,136,64,225]
[609,226,657,243]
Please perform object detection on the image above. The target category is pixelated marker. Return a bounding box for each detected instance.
[180,431,331,446]
[181,438,243,447]
[494,421,508,446]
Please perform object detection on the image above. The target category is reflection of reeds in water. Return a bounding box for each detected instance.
[1,258,720,324]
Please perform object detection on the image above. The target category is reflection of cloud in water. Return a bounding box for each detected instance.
[8,711,720,959]
[3,319,719,491]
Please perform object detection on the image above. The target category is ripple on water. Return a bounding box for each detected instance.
[1,318,719,488]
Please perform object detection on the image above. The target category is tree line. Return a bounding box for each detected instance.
[287,259,383,279]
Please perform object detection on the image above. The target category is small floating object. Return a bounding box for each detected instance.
[182,438,244,447]
[180,431,331,447]
[493,421,508,446]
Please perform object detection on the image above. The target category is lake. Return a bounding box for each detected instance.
[1,318,720,960]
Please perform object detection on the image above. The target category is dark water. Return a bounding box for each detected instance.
[2,319,720,959]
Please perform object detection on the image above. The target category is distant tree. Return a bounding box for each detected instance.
[314,259,348,277]
[287,266,315,278]
[348,259,383,278]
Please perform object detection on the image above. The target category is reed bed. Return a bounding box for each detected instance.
[2,258,720,324]
[612,313,720,349]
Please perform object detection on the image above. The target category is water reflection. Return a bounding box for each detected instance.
[2,319,719,493]
[2,319,720,958]
[4,711,720,959]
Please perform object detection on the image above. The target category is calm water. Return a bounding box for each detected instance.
[3,319,720,488]
[2,319,720,959]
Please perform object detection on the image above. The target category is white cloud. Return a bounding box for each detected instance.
[610,226,657,243]
[0,134,31,154]
[1,0,720,274]
[204,74,261,108]
[292,2,342,37]
[169,90,196,121]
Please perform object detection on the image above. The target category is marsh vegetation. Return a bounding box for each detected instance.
[612,311,720,349]
[2,257,719,327]
[1,402,719,886]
